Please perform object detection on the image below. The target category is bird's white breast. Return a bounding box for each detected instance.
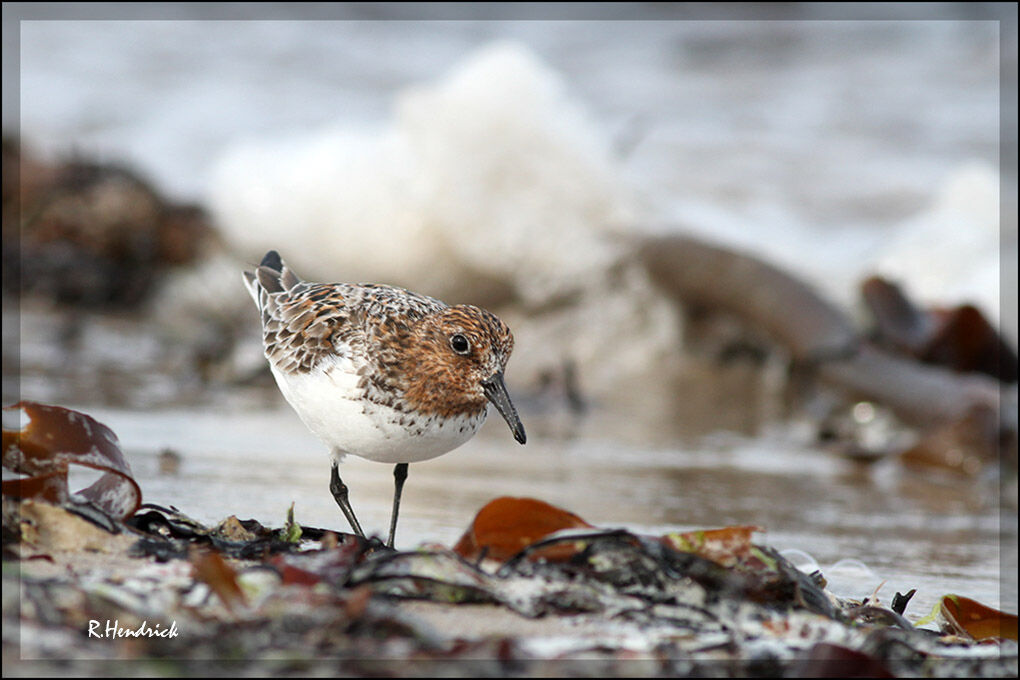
[271,355,486,465]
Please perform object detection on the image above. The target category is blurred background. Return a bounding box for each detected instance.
[3,4,1017,619]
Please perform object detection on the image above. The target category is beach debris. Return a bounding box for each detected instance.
[2,401,141,521]
[9,498,137,555]
[453,496,593,562]
[659,524,761,569]
[5,488,1017,676]
[125,503,366,562]
[278,502,302,544]
[190,547,247,613]
[157,448,182,476]
[891,588,917,615]
[935,594,1019,642]
[214,515,257,543]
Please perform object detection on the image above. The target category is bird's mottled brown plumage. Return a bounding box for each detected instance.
[243,252,517,421]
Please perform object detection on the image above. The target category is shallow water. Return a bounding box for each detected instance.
[6,11,1018,626]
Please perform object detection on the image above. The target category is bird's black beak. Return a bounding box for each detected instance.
[481,371,526,444]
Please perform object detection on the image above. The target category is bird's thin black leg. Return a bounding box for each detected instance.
[387,463,409,549]
[329,462,365,538]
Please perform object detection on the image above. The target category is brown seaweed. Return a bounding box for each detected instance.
[2,401,141,520]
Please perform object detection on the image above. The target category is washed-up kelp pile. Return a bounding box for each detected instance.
[4,403,1017,676]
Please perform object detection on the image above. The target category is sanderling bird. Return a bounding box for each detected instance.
[244,250,526,547]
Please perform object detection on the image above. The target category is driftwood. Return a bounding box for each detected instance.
[636,234,1014,436]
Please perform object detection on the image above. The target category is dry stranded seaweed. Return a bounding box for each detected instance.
[3,405,1017,675]
[2,401,141,520]
[938,594,1019,642]
[10,498,1017,675]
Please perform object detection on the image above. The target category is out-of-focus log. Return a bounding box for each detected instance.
[638,234,857,364]
[636,234,1014,435]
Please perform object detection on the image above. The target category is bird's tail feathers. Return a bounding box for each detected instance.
[242,250,303,308]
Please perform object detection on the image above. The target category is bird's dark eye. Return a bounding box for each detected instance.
[450,334,471,355]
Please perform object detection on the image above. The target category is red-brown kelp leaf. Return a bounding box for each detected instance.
[2,401,142,520]
[939,594,1019,641]
[862,276,1018,383]
[190,547,247,612]
[453,496,593,562]
[923,305,1018,383]
[660,525,762,568]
